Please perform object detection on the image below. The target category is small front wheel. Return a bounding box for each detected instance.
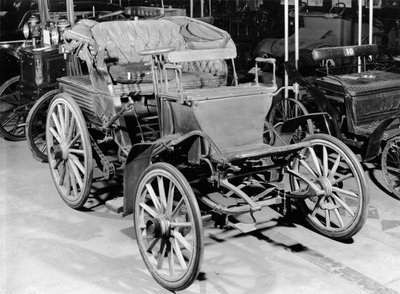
[288,134,369,240]
[134,162,203,291]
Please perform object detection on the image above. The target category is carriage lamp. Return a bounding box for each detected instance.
[56,19,70,42]
[23,15,41,46]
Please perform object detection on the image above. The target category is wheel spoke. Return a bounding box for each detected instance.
[139,202,158,218]
[147,237,160,253]
[69,154,85,174]
[49,127,62,144]
[171,230,192,253]
[168,245,175,277]
[157,176,167,210]
[51,112,63,139]
[330,173,352,186]
[299,159,318,179]
[65,163,71,196]
[68,132,80,148]
[69,159,84,189]
[171,237,187,270]
[333,207,345,228]
[170,222,192,229]
[325,209,331,228]
[57,104,65,138]
[308,147,322,176]
[1,112,18,127]
[328,154,341,181]
[146,183,162,213]
[332,186,358,199]
[58,161,66,186]
[10,114,23,135]
[68,161,79,197]
[166,183,175,215]
[157,239,167,270]
[64,105,70,134]
[171,198,185,220]
[69,148,85,155]
[322,146,328,177]
[66,116,76,143]
[331,193,355,217]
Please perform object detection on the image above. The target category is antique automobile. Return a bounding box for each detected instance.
[279,43,400,198]
[45,16,369,290]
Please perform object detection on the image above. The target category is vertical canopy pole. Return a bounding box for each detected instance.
[209,0,212,17]
[284,0,289,99]
[201,0,204,17]
[369,0,373,44]
[357,0,362,72]
[294,0,299,101]
[38,0,49,26]
[66,0,75,26]
[294,0,299,69]
[190,0,193,18]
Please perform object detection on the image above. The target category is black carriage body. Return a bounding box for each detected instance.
[316,70,400,140]
[19,45,66,98]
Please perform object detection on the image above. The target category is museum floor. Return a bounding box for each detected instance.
[2,138,400,294]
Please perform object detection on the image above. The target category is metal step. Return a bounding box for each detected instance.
[105,197,124,214]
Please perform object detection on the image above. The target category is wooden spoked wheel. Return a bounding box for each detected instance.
[134,162,203,291]
[288,134,369,240]
[26,90,58,162]
[46,93,93,209]
[0,75,29,141]
[382,136,400,199]
[268,97,314,143]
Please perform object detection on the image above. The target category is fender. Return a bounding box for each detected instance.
[123,130,215,216]
[123,143,157,216]
[280,112,333,138]
[363,114,400,161]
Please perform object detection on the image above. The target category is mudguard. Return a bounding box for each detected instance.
[363,114,400,161]
[123,143,156,216]
[279,112,333,144]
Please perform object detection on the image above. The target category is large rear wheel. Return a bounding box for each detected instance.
[134,162,203,291]
[0,75,29,141]
[46,93,93,209]
[288,134,369,240]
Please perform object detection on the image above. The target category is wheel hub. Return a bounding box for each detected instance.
[49,144,69,160]
[316,177,333,197]
[146,216,170,238]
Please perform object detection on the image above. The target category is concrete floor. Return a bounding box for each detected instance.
[2,138,400,294]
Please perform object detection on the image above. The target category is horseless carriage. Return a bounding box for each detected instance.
[45,17,369,291]
[279,43,400,198]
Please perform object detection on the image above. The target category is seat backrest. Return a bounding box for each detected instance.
[312,44,378,61]
[91,20,186,64]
